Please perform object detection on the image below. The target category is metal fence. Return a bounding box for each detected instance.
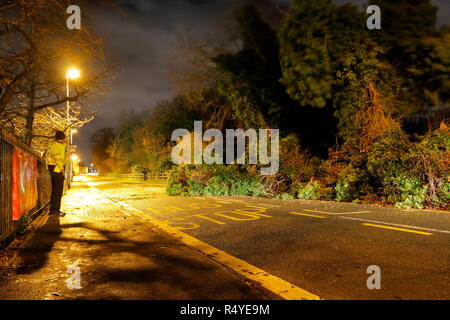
[0,138,13,243]
[0,129,51,245]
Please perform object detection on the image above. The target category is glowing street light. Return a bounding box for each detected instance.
[67,68,80,80]
[66,68,80,127]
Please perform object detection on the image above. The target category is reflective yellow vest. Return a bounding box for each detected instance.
[46,141,66,173]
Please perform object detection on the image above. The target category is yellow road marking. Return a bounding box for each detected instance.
[362,223,432,235]
[89,185,319,300]
[214,211,260,221]
[191,213,226,225]
[235,206,273,218]
[199,203,223,209]
[290,212,326,219]
[256,203,282,208]
[422,209,450,214]
[164,218,200,230]
[303,209,370,215]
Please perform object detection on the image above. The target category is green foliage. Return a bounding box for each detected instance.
[432,180,450,208]
[166,165,267,197]
[370,0,450,108]
[335,165,361,202]
[275,193,294,200]
[166,183,184,196]
[421,128,450,152]
[402,127,450,206]
[384,176,428,209]
[147,96,205,143]
[203,182,230,196]
[297,181,321,200]
[367,130,411,180]
[213,5,289,128]
[230,177,266,197]
[91,95,208,176]
[278,0,407,152]
[166,166,190,196]
[187,181,205,197]
[365,127,449,208]
[279,0,334,108]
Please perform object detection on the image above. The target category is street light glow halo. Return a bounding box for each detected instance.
[67,68,80,79]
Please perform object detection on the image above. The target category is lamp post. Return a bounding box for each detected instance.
[66,68,80,187]
[71,154,80,178]
[70,129,77,145]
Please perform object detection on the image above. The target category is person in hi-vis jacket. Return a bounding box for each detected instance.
[45,131,67,216]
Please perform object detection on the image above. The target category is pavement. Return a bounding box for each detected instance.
[0,176,278,300]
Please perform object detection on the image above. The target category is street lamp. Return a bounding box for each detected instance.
[66,68,80,125]
[70,129,77,145]
[66,68,80,186]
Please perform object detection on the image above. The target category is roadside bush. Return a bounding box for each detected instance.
[187,180,204,196]
[275,193,294,200]
[319,148,348,186]
[297,181,321,200]
[335,165,362,202]
[203,180,230,196]
[166,166,190,196]
[403,126,450,206]
[230,176,266,196]
[279,134,317,184]
[320,186,335,201]
[164,125,449,209]
[366,130,411,181]
[383,176,428,209]
[258,174,291,196]
[166,182,184,196]
[432,180,450,209]
[166,164,267,197]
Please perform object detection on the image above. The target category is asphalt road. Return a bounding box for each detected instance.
[91,176,450,300]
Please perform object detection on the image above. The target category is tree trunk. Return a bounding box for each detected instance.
[24,84,36,146]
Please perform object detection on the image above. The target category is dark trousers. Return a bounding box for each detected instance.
[50,171,65,214]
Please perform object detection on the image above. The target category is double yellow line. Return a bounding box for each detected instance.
[362,223,432,235]
[290,211,433,236]
[290,212,326,219]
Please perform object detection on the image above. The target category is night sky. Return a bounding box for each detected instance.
[75,0,449,164]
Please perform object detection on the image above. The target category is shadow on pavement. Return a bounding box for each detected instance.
[52,222,266,299]
[12,215,62,274]
[1,216,271,299]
